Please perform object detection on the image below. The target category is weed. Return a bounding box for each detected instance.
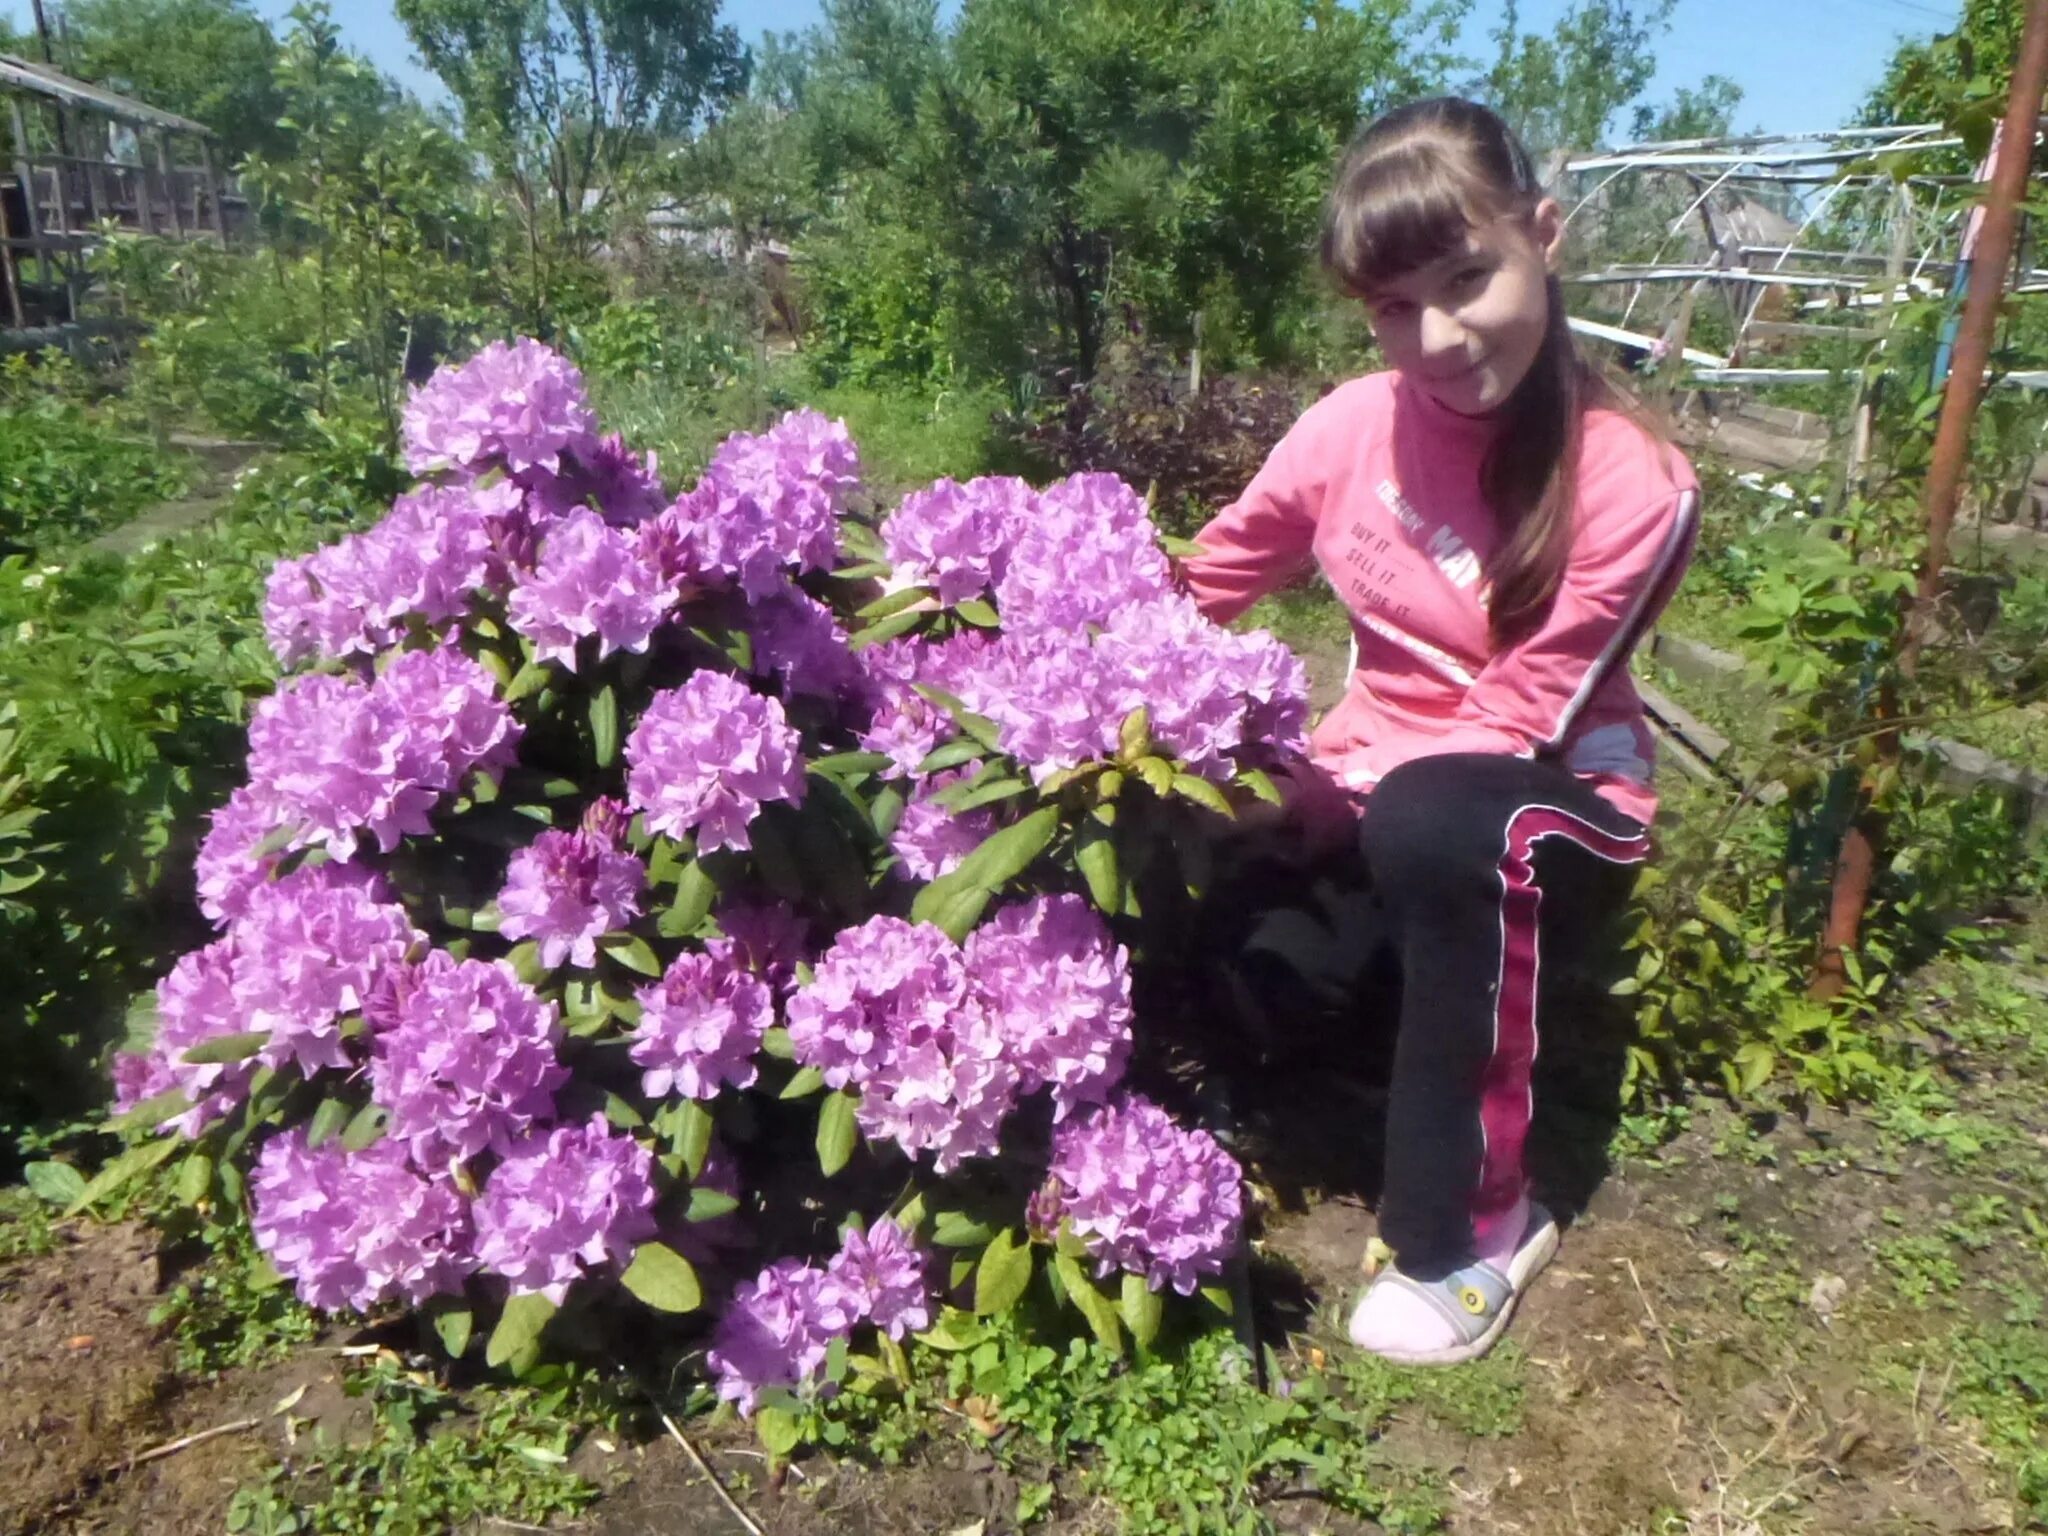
[0,1186,57,1261]
[227,1354,604,1536]
[939,1316,1446,1534]
[151,1221,320,1376]
[1872,1230,1965,1308]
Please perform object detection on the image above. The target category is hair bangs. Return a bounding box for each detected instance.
[1321,143,1509,299]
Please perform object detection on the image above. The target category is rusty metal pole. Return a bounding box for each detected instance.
[1812,0,2048,999]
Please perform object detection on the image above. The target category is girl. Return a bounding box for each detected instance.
[1180,97,1699,1366]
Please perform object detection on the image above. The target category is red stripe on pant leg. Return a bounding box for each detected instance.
[1471,807,1651,1250]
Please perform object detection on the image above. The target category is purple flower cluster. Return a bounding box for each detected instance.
[1046,1094,1244,1295]
[470,1115,659,1302]
[523,432,666,527]
[370,952,567,1174]
[707,1219,930,1414]
[856,631,993,779]
[648,411,856,598]
[630,950,773,1101]
[403,337,599,478]
[967,895,1132,1121]
[505,508,678,669]
[250,1129,474,1313]
[234,863,423,1074]
[192,784,282,926]
[114,863,420,1131]
[881,476,1033,605]
[935,596,1307,783]
[245,645,521,860]
[993,473,1173,631]
[625,671,804,853]
[705,899,810,995]
[495,804,647,969]
[263,481,528,667]
[786,916,1019,1172]
[745,580,861,700]
[888,770,994,881]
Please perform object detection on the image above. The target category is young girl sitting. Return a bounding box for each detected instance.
[1180,97,1699,1366]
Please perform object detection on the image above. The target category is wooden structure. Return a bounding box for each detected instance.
[1,51,245,332]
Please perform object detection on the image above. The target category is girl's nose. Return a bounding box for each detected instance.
[1418,306,1467,361]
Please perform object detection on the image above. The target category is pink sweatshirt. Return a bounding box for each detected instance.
[1184,370,1699,826]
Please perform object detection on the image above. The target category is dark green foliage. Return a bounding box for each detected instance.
[1006,342,1309,536]
[0,402,186,554]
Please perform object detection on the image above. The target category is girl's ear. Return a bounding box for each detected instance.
[1531,197,1566,273]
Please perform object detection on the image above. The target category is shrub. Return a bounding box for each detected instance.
[1006,343,1308,537]
[0,398,187,554]
[96,340,1309,1443]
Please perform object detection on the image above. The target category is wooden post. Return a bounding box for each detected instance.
[0,187,24,329]
[8,98,54,304]
[1812,0,2048,998]
[44,133,75,323]
[197,137,227,242]
[156,131,183,237]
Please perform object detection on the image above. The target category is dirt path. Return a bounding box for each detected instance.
[84,436,265,559]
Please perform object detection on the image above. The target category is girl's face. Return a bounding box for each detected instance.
[1361,199,1564,417]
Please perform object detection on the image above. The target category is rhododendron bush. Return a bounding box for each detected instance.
[102,338,1309,1444]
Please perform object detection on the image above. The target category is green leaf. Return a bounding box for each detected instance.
[506,940,547,985]
[23,1161,86,1207]
[1118,705,1152,761]
[911,686,1004,752]
[1131,756,1175,797]
[1199,1284,1234,1315]
[1052,1250,1123,1352]
[858,585,934,621]
[953,598,1001,628]
[686,1187,741,1222]
[1695,891,1745,938]
[848,608,924,651]
[973,1228,1034,1316]
[817,1089,860,1177]
[1237,768,1282,806]
[486,1292,556,1369]
[661,859,717,940]
[931,1210,995,1248]
[1158,533,1204,558]
[306,1096,353,1150]
[66,1135,183,1216]
[1119,1272,1163,1350]
[1170,773,1235,819]
[620,1242,703,1313]
[175,1152,214,1209]
[180,1030,270,1066]
[916,1308,989,1352]
[810,750,895,781]
[600,932,663,977]
[431,1300,474,1359]
[503,661,549,703]
[602,1092,646,1130]
[946,776,1029,813]
[589,685,620,769]
[909,805,1061,941]
[755,1405,802,1458]
[1075,819,1121,914]
[780,1065,827,1100]
[759,1026,795,1061]
[341,1102,390,1152]
[666,1099,713,1180]
[830,558,893,580]
[917,739,985,775]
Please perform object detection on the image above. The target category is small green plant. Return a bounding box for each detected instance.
[152,1220,322,1375]
[0,1185,58,1262]
[226,1353,605,1536]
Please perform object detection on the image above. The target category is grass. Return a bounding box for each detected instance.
[589,358,1014,497]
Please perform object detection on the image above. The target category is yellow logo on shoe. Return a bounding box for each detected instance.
[1458,1285,1489,1316]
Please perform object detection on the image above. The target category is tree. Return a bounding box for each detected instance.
[1631,74,1743,143]
[57,0,288,166]
[1480,0,1674,164]
[789,0,1448,384]
[1863,0,2030,164]
[394,0,750,241]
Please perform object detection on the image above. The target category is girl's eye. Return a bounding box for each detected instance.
[1372,298,1414,322]
[1449,265,1490,292]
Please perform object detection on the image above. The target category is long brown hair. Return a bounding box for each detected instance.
[1320,97,1598,647]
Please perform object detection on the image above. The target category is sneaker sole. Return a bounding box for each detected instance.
[1363,1206,1560,1368]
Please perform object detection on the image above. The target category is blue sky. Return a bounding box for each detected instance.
[6,0,1951,139]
